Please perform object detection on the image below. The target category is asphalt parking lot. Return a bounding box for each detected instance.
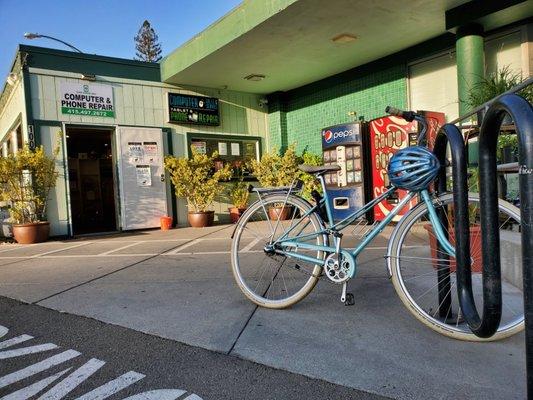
[0,225,526,399]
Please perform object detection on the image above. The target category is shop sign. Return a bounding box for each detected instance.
[168,93,220,126]
[60,83,115,117]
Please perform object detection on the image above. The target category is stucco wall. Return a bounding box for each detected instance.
[0,81,25,141]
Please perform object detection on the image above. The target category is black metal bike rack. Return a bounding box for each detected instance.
[479,94,532,395]
[435,93,533,396]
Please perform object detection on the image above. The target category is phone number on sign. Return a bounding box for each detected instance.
[62,107,114,117]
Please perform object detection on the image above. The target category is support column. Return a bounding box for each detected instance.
[267,92,288,152]
[456,23,485,115]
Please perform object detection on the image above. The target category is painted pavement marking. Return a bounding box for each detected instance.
[97,242,143,256]
[0,342,59,359]
[3,368,72,400]
[0,325,204,399]
[75,371,145,400]
[36,358,106,400]
[240,237,261,253]
[162,239,202,255]
[0,349,81,389]
[29,242,93,258]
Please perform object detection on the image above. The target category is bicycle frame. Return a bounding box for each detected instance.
[272,177,456,280]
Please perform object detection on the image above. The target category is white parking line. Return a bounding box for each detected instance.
[0,247,23,254]
[162,239,202,255]
[241,237,261,252]
[98,242,142,256]
[29,242,93,258]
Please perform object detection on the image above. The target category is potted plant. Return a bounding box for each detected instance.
[467,65,532,119]
[228,179,250,223]
[249,144,300,220]
[497,134,519,164]
[0,143,59,244]
[164,147,231,227]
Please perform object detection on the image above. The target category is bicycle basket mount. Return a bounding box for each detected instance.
[387,146,440,191]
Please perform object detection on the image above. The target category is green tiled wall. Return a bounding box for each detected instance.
[269,64,408,155]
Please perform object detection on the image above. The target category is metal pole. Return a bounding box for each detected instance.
[433,124,468,319]
[24,33,83,53]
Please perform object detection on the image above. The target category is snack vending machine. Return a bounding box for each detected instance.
[321,123,366,221]
[367,111,445,222]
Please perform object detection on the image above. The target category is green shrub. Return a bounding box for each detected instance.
[165,147,232,212]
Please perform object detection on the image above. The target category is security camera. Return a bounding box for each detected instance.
[258,98,268,108]
[6,73,18,86]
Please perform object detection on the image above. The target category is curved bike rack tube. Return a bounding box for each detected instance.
[434,120,502,337]
[433,123,471,324]
[481,94,532,393]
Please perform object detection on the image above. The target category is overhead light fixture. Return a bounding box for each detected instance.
[331,33,357,43]
[244,74,266,82]
[80,74,96,81]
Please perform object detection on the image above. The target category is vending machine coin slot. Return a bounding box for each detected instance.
[334,197,350,209]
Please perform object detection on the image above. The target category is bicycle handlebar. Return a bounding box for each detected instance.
[385,106,428,146]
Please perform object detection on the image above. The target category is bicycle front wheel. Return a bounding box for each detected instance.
[388,192,523,341]
[231,193,328,309]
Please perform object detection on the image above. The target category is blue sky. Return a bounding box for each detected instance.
[0,0,242,79]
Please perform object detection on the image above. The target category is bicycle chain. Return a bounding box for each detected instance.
[266,252,339,285]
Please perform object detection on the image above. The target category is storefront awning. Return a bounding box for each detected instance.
[161,0,532,94]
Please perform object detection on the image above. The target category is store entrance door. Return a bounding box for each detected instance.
[66,127,117,235]
[116,127,167,230]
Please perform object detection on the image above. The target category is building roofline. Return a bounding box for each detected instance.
[18,44,160,70]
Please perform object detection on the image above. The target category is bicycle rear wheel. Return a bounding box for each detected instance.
[388,192,523,341]
[231,193,327,309]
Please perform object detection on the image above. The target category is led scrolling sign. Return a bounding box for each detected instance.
[167,93,220,126]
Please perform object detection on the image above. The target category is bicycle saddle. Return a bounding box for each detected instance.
[298,164,341,175]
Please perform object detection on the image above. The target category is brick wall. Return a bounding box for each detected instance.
[268,64,408,155]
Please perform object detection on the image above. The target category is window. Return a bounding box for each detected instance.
[409,52,459,121]
[187,133,261,179]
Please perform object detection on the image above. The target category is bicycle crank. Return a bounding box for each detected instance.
[323,252,355,284]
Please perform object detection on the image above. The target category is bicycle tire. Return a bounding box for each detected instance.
[388,192,524,341]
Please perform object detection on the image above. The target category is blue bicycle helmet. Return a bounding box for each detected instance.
[387,146,440,191]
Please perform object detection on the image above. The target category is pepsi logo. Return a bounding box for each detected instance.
[323,128,356,144]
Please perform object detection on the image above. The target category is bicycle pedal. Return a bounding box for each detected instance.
[344,293,355,306]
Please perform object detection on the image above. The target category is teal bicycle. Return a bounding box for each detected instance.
[231,107,524,341]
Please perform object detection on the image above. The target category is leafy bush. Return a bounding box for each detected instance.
[229,180,250,209]
[299,150,323,200]
[249,144,300,187]
[467,66,532,109]
[249,144,322,201]
[0,143,59,224]
[164,147,232,213]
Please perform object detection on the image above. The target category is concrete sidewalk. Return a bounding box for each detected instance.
[0,226,526,399]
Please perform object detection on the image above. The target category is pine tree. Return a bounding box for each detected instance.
[134,20,162,62]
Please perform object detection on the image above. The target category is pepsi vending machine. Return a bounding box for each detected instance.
[321,123,366,221]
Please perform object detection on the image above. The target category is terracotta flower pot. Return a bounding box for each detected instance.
[424,224,482,273]
[267,205,293,221]
[188,211,215,228]
[228,207,246,224]
[12,221,50,244]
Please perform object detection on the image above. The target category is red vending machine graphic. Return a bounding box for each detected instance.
[367,111,445,222]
